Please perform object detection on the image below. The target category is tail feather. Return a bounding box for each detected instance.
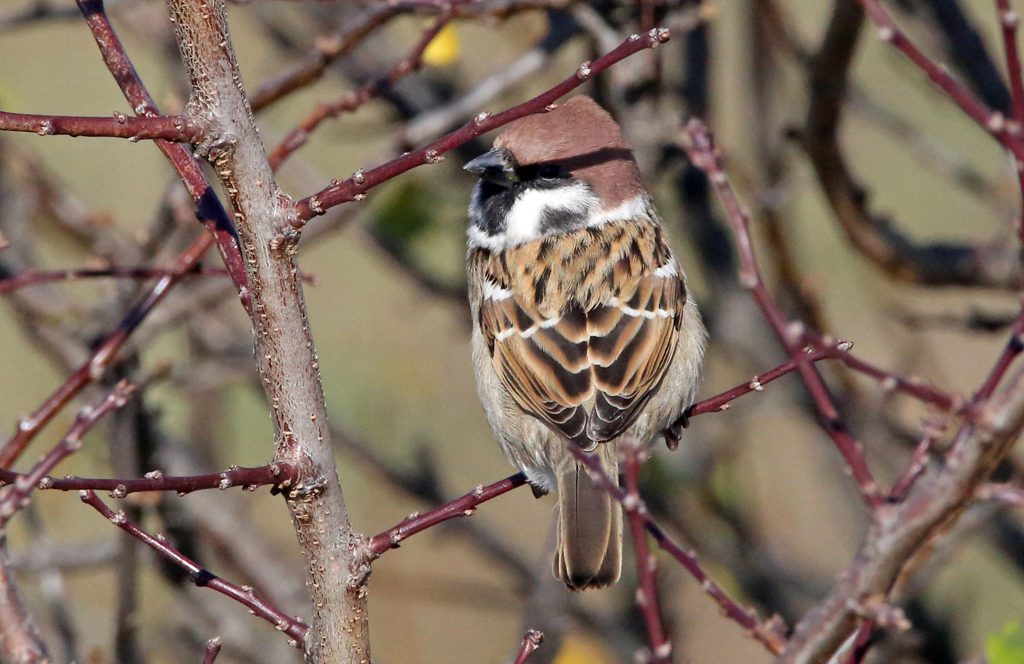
[553,447,622,590]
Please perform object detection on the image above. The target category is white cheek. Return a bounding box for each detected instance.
[588,194,652,228]
[503,182,596,245]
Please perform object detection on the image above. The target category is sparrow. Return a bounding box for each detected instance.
[464,96,705,590]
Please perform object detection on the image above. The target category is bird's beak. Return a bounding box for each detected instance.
[464,147,517,187]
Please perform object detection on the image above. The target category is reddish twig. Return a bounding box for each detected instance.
[683,340,955,427]
[565,446,787,655]
[295,27,673,223]
[996,0,1024,126]
[75,0,249,299]
[202,636,222,664]
[855,0,1024,161]
[622,441,671,664]
[268,8,457,170]
[0,236,210,469]
[856,0,1024,256]
[511,629,544,664]
[803,332,957,411]
[0,0,254,467]
[683,119,883,509]
[0,110,203,142]
[0,381,136,527]
[79,489,308,645]
[0,265,315,295]
[977,481,1024,507]
[249,0,564,111]
[365,472,528,559]
[0,265,229,294]
[889,420,944,502]
[0,463,297,497]
[971,315,1024,404]
[250,2,405,111]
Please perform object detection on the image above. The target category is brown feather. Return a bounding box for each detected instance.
[470,217,686,447]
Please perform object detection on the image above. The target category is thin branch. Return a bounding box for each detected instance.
[295,26,673,223]
[888,421,943,502]
[0,110,203,142]
[683,118,884,509]
[857,0,1023,159]
[0,265,232,294]
[854,0,1024,254]
[511,629,544,664]
[971,315,1024,403]
[682,340,955,425]
[268,7,457,169]
[622,441,671,664]
[0,381,136,528]
[0,535,51,663]
[803,1,1021,289]
[365,472,527,559]
[203,636,223,664]
[250,2,406,111]
[74,0,249,299]
[0,236,211,469]
[780,359,1024,660]
[79,490,308,645]
[0,463,297,497]
[977,481,1024,507]
[249,0,566,112]
[996,0,1024,126]
[564,444,788,655]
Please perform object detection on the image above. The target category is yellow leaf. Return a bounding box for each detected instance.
[423,24,460,67]
[552,634,614,664]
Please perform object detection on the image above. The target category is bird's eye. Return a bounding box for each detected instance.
[538,163,563,179]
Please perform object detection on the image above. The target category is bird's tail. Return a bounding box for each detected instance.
[553,444,621,590]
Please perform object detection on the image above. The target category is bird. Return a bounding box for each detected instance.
[464,96,705,590]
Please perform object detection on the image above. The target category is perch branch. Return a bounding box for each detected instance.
[622,441,671,664]
[294,26,673,222]
[365,472,527,559]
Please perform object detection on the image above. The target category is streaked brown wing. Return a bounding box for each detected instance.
[480,293,596,448]
[479,269,684,448]
[587,270,684,442]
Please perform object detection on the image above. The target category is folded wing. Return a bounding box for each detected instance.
[478,260,685,448]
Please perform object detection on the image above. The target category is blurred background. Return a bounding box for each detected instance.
[0,0,1022,662]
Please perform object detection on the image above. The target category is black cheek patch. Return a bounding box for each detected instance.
[538,205,589,234]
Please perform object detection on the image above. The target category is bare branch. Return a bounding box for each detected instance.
[511,629,544,664]
[803,0,1021,289]
[0,535,51,664]
[79,489,308,645]
[203,636,223,664]
[0,463,297,497]
[0,236,211,469]
[622,441,671,664]
[683,118,884,509]
[74,0,249,299]
[295,26,673,223]
[268,7,457,169]
[0,381,136,528]
[0,110,203,142]
[162,0,369,660]
[365,472,527,559]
